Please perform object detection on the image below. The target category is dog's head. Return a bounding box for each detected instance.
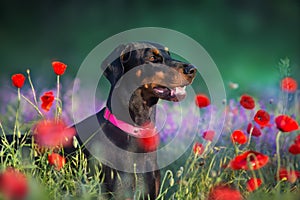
[102,42,196,102]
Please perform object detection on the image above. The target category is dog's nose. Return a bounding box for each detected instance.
[184,64,197,75]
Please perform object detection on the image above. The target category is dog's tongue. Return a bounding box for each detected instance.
[170,86,186,97]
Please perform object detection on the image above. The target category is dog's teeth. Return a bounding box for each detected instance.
[174,87,186,95]
[170,89,175,96]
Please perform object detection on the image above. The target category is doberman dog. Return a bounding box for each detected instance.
[77,42,197,199]
[2,42,197,199]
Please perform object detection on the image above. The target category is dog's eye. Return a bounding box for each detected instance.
[149,56,156,62]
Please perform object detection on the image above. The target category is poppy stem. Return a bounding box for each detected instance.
[205,154,217,181]
[26,69,39,107]
[0,121,7,142]
[55,75,61,120]
[21,94,44,118]
[12,88,21,149]
[276,131,282,181]
[247,126,254,147]
[281,92,287,114]
[233,143,239,156]
[0,121,5,135]
[158,170,173,197]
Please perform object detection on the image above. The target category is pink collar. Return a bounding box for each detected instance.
[104,108,156,137]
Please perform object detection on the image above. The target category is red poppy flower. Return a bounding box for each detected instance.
[289,144,300,155]
[11,73,26,88]
[229,150,269,170]
[275,115,299,132]
[40,91,55,112]
[240,94,255,109]
[254,110,270,127]
[48,153,66,170]
[247,123,262,137]
[139,134,160,152]
[195,94,210,108]
[33,119,76,148]
[288,134,300,155]
[281,77,298,93]
[202,130,215,141]
[207,186,242,200]
[52,61,67,75]
[295,134,300,144]
[231,130,247,145]
[193,142,204,155]
[138,124,160,152]
[278,168,300,183]
[0,168,28,200]
[247,178,262,192]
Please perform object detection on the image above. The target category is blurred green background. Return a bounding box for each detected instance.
[0,0,299,95]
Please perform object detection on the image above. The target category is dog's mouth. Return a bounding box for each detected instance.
[153,85,187,102]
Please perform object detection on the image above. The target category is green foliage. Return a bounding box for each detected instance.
[0,122,300,199]
[1,59,299,199]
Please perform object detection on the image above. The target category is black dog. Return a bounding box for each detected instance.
[2,42,197,199]
[77,42,196,199]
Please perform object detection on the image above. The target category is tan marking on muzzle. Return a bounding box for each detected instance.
[155,71,165,79]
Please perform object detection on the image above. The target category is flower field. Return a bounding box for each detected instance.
[0,59,299,200]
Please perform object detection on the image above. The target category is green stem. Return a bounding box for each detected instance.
[133,163,138,188]
[21,94,44,118]
[256,163,265,186]
[0,121,7,142]
[56,75,61,120]
[276,131,282,181]
[187,151,200,174]
[26,69,39,106]
[203,141,211,153]
[13,88,21,140]
[0,121,5,135]
[246,153,262,191]
[158,170,173,196]
[205,154,217,181]
[234,142,239,155]
[247,126,254,147]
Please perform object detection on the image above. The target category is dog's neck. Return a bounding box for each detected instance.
[106,87,158,126]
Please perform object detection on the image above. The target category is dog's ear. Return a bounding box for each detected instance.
[102,43,133,85]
